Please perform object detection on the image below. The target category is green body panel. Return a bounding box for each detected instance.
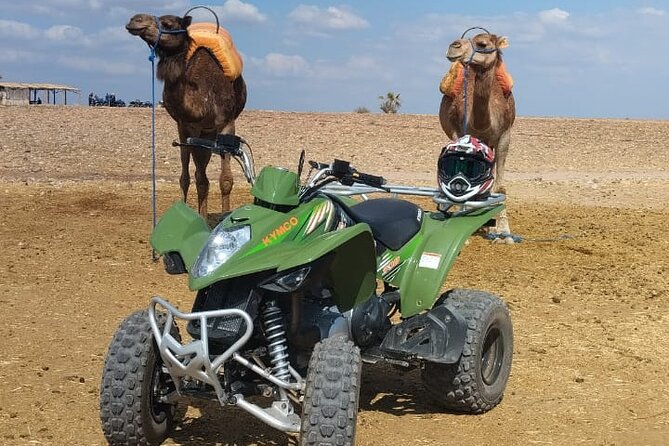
[251,166,300,206]
[149,201,211,270]
[151,197,375,313]
[151,184,503,318]
[393,205,504,317]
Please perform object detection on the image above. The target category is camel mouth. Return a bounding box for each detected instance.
[125,24,148,36]
[447,55,461,63]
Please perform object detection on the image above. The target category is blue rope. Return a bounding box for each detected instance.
[149,45,158,260]
[485,232,524,243]
[147,17,188,260]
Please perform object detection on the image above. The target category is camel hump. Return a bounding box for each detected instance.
[439,61,514,97]
[186,22,243,81]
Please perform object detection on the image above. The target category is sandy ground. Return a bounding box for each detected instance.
[0,106,668,445]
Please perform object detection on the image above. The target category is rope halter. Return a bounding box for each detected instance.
[460,26,498,65]
[149,6,221,61]
[149,16,188,61]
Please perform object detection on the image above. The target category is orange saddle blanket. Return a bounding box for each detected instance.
[439,61,513,97]
[186,22,243,81]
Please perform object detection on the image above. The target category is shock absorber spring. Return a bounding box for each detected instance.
[261,301,291,381]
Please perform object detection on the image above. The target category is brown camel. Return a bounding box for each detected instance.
[439,31,516,242]
[126,13,247,217]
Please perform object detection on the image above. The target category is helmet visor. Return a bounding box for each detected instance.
[440,156,489,181]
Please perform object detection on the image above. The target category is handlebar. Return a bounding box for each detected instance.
[172,134,256,184]
[308,160,329,170]
[172,134,244,157]
[352,171,385,188]
[307,158,386,189]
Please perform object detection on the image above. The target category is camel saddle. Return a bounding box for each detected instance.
[186,22,243,81]
[439,61,513,98]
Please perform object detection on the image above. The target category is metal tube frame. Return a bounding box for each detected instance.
[322,182,506,215]
[147,296,303,432]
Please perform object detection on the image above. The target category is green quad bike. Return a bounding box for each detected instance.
[100,135,513,445]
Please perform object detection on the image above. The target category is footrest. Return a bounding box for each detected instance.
[379,304,467,364]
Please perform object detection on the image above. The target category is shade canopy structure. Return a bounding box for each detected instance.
[0,82,81,105]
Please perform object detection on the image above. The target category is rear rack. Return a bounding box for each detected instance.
[322,183,505,215]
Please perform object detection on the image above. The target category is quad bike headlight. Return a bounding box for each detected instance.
[192,225,251,278]
[259,266,312,293]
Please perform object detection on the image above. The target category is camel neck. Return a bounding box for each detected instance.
[156,48,189,84]
[467,63,497,132]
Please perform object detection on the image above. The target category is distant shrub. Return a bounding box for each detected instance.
[354,106,370,114]
[379,92,401,114]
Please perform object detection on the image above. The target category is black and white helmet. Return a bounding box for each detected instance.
[438,135,495,202]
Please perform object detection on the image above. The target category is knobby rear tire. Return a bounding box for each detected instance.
[421,289,513,413]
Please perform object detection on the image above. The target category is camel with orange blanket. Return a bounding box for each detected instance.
[126,13,247,217]
[439,29,517,242]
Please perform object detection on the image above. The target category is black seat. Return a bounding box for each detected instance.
[348,198,422,250]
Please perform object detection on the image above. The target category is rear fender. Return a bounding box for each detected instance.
[399,205,503,317]
[149,201,210,270]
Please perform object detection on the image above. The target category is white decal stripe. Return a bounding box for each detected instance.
[324,201,334,230]
[306,204,322,234]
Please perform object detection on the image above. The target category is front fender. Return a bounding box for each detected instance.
[280,224,377,312]
[189,223,377,312]
[399,205,504,317]
[149,201,210,270]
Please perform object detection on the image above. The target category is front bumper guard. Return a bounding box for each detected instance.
[147,296,302,432]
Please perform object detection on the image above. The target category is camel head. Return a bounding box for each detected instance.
[126,13,192,52]
[447,33,508,68]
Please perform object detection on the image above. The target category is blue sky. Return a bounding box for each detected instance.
[1,1,667,118]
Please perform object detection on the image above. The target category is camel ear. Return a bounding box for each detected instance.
[182,15,192,29]
[497,36,509,49]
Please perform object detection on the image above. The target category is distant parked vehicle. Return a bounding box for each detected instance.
[89,92,126,107]
[129,99,152,107]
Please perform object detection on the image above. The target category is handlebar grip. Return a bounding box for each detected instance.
[355,172,386,187]
[185,137,217,150]
[309,160,329,170]
[184,135,243,156]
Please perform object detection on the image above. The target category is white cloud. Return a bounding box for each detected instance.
[0,48,44,63]
[58,55,140,76]
[45,25,85,41]
[539,8,570,25]
[193,1,267,25]
[0,19,41,39]
[252,53,311,77]
[3,1,191,18]
[311,55,387,81]
[249,52,385,81]
[289,5,369,32]
[638,7,666,17]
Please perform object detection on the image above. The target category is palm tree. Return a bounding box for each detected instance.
[378,92,401,114]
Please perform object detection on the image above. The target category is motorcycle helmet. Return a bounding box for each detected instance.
[438,135,495,202]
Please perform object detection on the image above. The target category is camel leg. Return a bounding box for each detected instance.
[219,122,235,213]
[177,129,191,204]
[492,130,514,243]
[191,147,212,218]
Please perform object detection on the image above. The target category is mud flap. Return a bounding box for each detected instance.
[379,303,467,364]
